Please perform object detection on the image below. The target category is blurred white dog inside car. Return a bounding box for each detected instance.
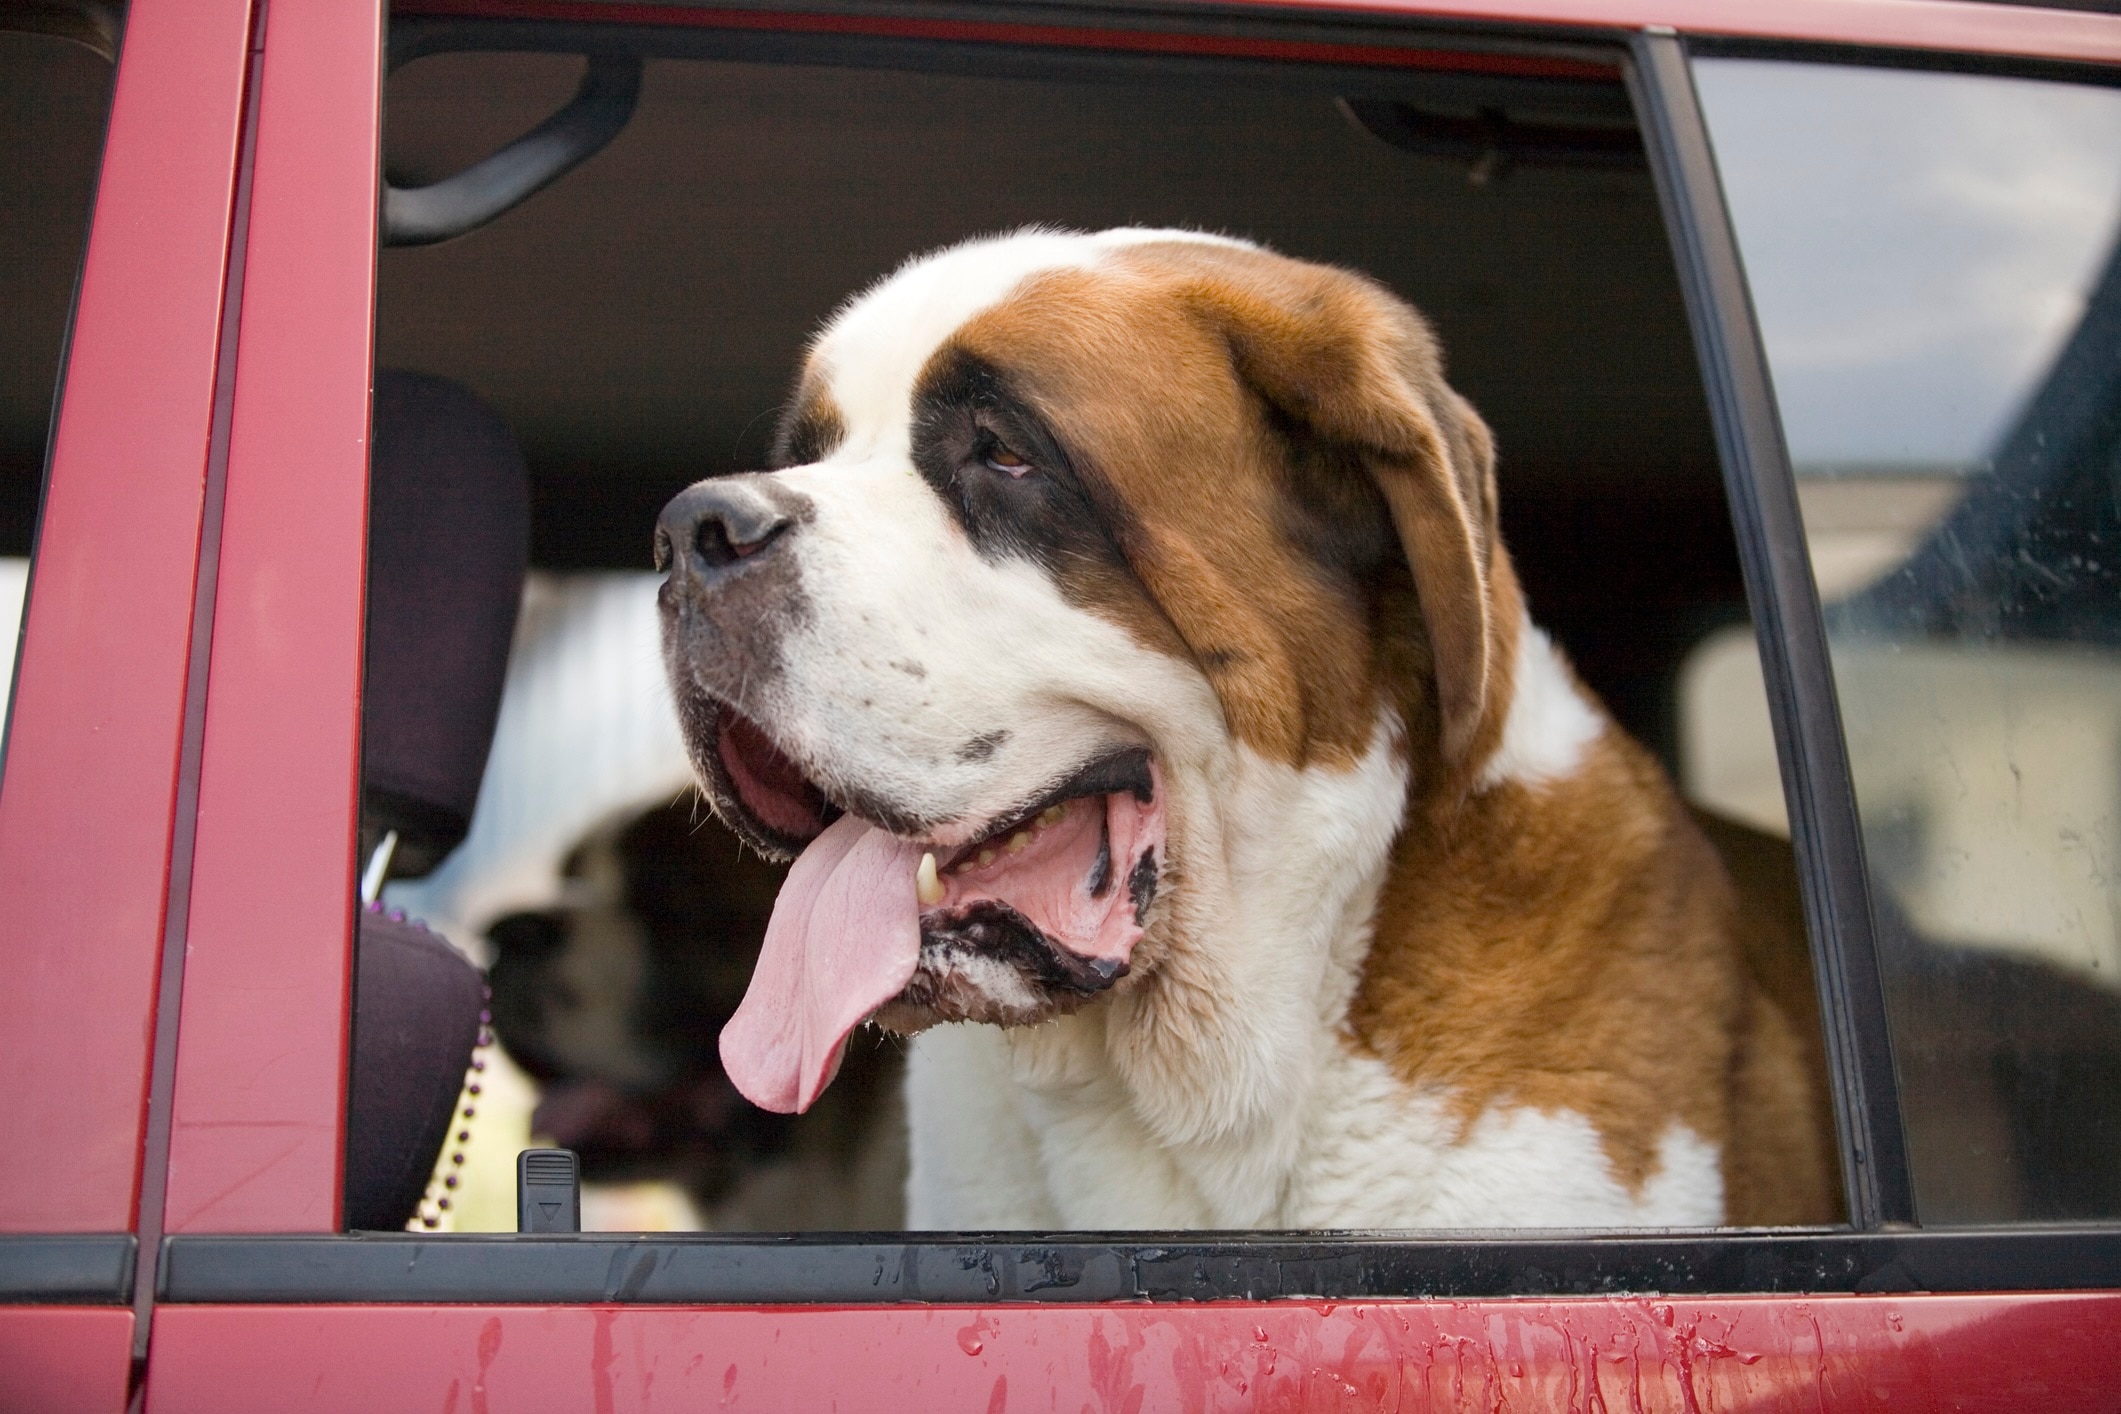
[657,227,1838,1231]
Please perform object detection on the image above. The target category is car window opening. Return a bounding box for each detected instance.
[351,30,1825,1239]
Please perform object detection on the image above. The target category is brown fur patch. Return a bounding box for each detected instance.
[1691,808,1842,1224]
[772,381,845,468]
[1352,711,1837,1222]
[945,242,1506,770]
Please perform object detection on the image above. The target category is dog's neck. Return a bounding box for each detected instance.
[987,604,1578,1226]
[987,699,1411,1225]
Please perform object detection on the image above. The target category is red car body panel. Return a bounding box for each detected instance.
[394,0,1628,78]
[395,0,2121,68]
[5,0,2121,1409]
[0,0,254,1235]
[0,1308,136,1414]
[143,1294,2121,1412]
[1240,0,2121,64]
[158,0,382,1239]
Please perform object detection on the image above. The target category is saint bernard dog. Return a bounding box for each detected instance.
[655,227,1837,1230]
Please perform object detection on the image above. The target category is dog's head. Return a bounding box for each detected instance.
[486,794,780,1095]
[658,229,1520,1118]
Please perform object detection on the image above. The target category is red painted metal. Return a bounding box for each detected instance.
[0,1308,135,1414]
[394,0,2121,68]
[1256,0,2121,64]
[142,1294,2121,1411]
[157,0,384,1235]
[0,0,255,1232]
[391,0,1619,78]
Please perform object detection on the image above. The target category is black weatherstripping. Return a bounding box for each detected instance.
[1627,33,1915,1230]
[387,11,1629,115]
[0,1235,135,1304]
[159,1229,2121,1304]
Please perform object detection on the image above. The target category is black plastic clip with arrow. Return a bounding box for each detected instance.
[516,1148,581,1234]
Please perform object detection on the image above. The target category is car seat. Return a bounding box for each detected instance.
[342,369,529,1231]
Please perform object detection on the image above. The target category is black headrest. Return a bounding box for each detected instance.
[344,907,487,1231]
[363,370,529,877]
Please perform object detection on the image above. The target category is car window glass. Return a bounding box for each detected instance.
[0,29,115,742]
[1698,56,2121,1222]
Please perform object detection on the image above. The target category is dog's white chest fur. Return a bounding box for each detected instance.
[902,629,1724,1232]
[905,1026,1723,1230]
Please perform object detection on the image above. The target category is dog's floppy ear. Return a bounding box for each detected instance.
[1174,253,1501,762]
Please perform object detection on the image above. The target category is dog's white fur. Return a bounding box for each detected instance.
[1478,623,1606,792]
[901,631,1720,1232]
[730,229,1719,1229]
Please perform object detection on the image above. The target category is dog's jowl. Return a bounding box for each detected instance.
[657,228,1837,1230]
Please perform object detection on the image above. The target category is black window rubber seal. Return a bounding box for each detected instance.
[0,1235,136,1305]
[1625,30,1915,1229]
[152,1228,2121,1303]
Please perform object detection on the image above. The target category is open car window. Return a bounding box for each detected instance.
[354,25,1827,1239]
[1697,56,2121,1223]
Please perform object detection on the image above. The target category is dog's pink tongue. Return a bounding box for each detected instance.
[718,812,922,1114]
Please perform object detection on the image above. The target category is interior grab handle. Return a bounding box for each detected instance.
[384,53,642,248]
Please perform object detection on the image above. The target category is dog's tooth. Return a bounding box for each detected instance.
[1006,831,1030,854]
[916,852,945,906]
[977,848,996,867]
[1040,805,1063,826]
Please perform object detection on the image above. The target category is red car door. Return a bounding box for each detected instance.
[6,1,2121,1410]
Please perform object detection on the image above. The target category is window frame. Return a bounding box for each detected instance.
[10,0,2121,1394]
[1628,28,1916,1230]
[0,0,257,1242]
[137,0,2121,1294]
[0,1,258,1399]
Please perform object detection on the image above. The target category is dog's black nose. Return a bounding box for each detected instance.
[655,478,794,578]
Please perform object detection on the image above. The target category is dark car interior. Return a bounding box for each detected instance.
[0,25,112,560]
[375,26,1734,762]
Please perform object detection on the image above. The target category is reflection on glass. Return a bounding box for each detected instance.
[1700,58,2121,1222]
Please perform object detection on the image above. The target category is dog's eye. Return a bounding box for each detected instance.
[983,442,1032,478]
